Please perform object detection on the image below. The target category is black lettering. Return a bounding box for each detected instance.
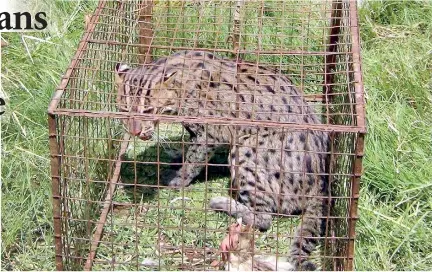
[34,12,47,30]
[14,12,32,30]
[0,12,12,30]
[0,98,5,115]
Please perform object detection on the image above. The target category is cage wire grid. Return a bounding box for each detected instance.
[48,0,366,271]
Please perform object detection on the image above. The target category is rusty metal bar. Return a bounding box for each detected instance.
[85,40,351,56]
[83,133,131,271]
[48,114,64,270]
[323,0,343,126]
[231,0,243,53]
[349,0,367,129]
[50,109,366,133]
[47,0,106,114]
[346,1,367,269]
[346,133,364,270]
[138,0,154,64]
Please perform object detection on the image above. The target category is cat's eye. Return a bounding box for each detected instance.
[161,107,174,114]
[142,107,154,113]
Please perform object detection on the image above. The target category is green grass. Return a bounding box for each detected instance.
[1,1,97,270]
[2,0,432,270]
[355,1,432,270]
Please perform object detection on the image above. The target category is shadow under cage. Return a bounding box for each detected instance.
[48,0,366,270]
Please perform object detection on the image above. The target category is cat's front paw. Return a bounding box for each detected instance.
[167,176,185,187]
[164,172,192,188]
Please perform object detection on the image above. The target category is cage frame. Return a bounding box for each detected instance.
[47,0,366,270]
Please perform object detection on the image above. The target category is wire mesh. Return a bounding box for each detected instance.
[48,0,365,271]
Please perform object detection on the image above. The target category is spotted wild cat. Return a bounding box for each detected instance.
[115,50,329,270]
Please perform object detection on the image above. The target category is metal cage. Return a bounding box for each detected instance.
[48,0,366,270]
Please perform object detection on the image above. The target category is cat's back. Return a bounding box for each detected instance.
[151,51,323,125]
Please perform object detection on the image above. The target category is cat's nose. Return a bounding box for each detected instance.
[139,134,151,141]
[127,119,142,136]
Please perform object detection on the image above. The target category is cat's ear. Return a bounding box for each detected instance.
[162,71,177,85]
[115,63,130,85]
[115,63,130,76]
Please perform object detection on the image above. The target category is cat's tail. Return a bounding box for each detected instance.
[289,197,327,271]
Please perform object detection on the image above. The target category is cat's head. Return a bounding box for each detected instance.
[114,63,180,140]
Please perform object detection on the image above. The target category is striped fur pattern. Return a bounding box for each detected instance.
[115,50,329,270]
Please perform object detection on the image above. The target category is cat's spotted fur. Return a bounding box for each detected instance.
[115,50,329,270]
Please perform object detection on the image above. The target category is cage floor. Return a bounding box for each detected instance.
[87,126,323,271]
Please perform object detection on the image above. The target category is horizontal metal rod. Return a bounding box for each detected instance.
[50,108,366,133]
[86,38,351,56]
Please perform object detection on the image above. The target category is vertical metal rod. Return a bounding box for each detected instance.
[346,133,364,270]
[347,0,367,269]
[324,1,341,268]
[48,114,64,271]
[323,130,336,270]
[232,0,243,54]
[323,0,343,125]
[349,0,366,129]
[138,0,154,64]
[83,133,131,271]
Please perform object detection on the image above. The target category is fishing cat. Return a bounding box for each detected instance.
[115,50,329,270]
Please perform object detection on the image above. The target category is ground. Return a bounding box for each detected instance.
[1,0,431,270]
